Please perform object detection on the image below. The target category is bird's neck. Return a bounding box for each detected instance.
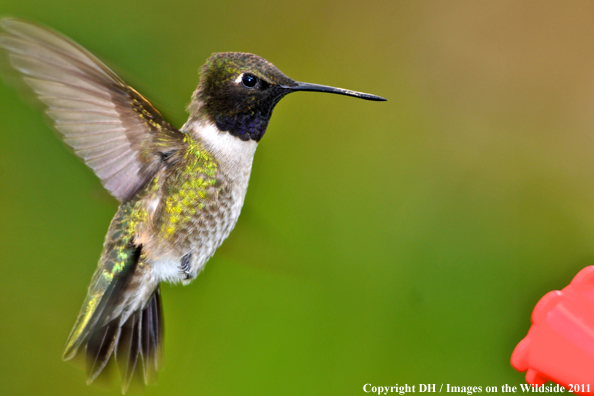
[182,118,258,183]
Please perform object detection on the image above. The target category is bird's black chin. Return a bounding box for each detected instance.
[213,88,289,142]
[214,112,270,142]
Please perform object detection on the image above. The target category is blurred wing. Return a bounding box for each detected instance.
[0,18,185,202]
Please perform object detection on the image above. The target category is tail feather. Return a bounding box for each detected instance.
[86,321,121,383]
[141,287,163,382]
[116,310,141,392]
[77,286,163,393]
[116,289,163,392]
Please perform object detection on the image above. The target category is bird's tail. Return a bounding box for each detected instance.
[62,240,163,393]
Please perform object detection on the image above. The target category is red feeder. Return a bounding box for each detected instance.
[511,266,594,394]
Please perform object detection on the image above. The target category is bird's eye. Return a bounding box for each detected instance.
[242,74,258,88]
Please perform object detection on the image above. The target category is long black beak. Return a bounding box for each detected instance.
[282,81,386,101]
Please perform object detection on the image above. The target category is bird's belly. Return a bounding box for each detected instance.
[148,186,243,284]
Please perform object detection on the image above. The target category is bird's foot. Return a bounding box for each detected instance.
[179,253,193,280]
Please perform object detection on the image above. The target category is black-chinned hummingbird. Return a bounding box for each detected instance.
[0,18,386,392]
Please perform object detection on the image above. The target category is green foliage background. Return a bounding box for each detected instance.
[1,1,594,395]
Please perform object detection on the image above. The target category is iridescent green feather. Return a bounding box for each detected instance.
[62,196,149,360]
[158,135,218,240]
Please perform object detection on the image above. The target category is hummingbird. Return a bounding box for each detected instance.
[0,18,386,392]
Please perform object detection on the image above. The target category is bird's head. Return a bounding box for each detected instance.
[189,52,386,142]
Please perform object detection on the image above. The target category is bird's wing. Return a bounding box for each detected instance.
[0,18,186,202]
[63,198,163,390]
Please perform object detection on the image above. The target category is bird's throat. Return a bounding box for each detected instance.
[213,111,270,142]
[182,120,258,183]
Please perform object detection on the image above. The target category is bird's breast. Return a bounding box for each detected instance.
[137,121,258,283]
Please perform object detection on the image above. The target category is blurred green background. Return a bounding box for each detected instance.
[2,1,594,395]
